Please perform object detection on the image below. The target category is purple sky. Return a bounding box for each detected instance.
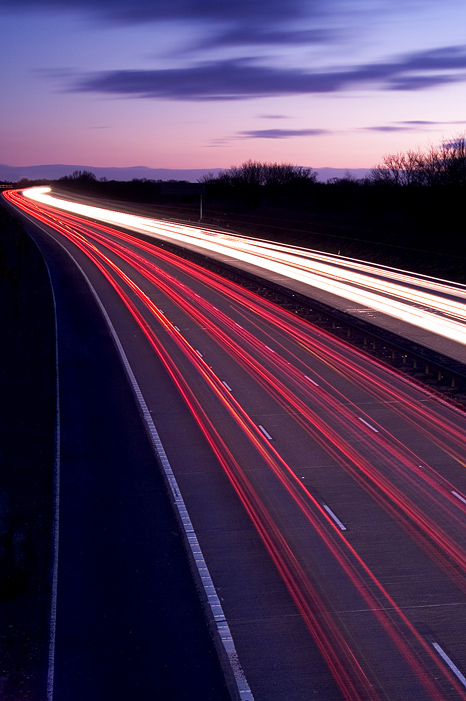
[1,0,465,172]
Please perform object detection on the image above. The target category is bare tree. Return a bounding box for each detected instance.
[204,160,317,187]
[371,134,466,186]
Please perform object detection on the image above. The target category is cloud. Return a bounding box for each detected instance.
[69,59,347,100]
[204,27,337,50]
[3,0,312,25]
[257,114,290,120]
[239,129,328,139]
[397,119,466,125]
[364,126,414,133]
[386,74,458,91]
[397,120,439,125]
[5,0,342,62]
[67,45,466,101]
[401,44,466,71]
[362,119,466,133]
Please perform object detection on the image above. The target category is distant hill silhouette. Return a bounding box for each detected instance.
[316,167,370,181]
[0,163,370,183]
[0,164,222,183]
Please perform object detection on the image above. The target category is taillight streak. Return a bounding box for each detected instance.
[6,189,466,698]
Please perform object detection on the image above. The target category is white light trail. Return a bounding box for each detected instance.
[23,187,466,346]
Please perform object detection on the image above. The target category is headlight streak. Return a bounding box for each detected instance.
[6,188,466,698]
[21,187,466,347]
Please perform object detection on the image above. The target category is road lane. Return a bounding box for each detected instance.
[2,194,233,700]
[21,186,466,363]
[5,189,466,699]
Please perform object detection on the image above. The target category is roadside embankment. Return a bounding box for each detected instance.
[0,204,55,699]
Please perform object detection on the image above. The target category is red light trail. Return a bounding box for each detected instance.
[6,188,466,700]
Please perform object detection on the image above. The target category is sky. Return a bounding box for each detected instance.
[1,0,465,173]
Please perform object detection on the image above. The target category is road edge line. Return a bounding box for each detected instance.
[42,253,61,701]
[29,222,254,701]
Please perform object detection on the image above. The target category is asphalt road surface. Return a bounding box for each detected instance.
[4,189,466,700]
[2,193,231,700]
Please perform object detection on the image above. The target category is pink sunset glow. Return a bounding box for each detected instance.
[1,0,465,177]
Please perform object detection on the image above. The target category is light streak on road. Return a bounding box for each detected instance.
[6,187,466,699]
[22,186,466,347]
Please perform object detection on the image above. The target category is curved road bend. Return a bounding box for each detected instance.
[5,189,466,700]
[21,186,466,365]
[2,194,232,700]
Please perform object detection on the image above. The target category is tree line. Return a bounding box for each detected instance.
[200,160,317,187]
[198,160,317,208]
[371,134,466,187]
[3,136,465,280]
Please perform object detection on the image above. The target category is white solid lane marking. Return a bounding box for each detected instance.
[195,349,203,357]
[110,340,254,700]
[432,642,466,688]
[323,504,347,531]
[222,381,232,392]
[258,425,273,440]
[43,256,60,701]
[40,227,255,701]
[174,325,180,332]
[304,375,319,386]
[358,417,379,433]
[452,491,466,506]
[265,345,275,353]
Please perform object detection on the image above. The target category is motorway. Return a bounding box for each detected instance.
[4,188,466,700]
[21,187,466,365]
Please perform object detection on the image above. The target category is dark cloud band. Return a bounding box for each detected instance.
[68,45,466,101]
[2,0,309,24]
[239,129,328,139]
